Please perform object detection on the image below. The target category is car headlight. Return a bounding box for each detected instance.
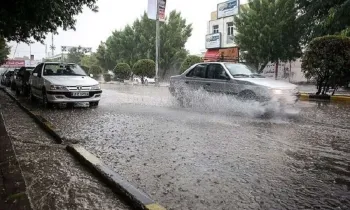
[91,85,101,90]
[271,89,283,95]
[50,85,67,90]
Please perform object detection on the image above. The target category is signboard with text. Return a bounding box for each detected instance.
[205,33,221,49]
[217,0,239,19]
[0,59,25,68]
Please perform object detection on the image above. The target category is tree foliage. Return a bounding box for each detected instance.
[133,59,155,83]
[302,35,350,95]
[105,11,192,79]
[89,65,103,77]
[0,37,10,65]
[180,55,202,73]
[95,42,116,71]
[66,47,85,63]
[80,54,98,68]
[114,63,131,80]
[297,0,350,43]
[234,0,301,73]
[0,0,98,43]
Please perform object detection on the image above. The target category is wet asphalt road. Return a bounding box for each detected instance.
[9,84,350,209]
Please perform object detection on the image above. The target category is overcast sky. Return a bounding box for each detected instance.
[9,0,248,60]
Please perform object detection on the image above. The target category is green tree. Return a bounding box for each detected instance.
[96,42,116,71]
[297,0,350,43]
[80,53,98,68]
[114,63,131,80]
[180,55,202,73]
[89,65,103,78]
[132,59,155,84]
[302,35,350,95]
[105,11,192,79]
[234,0,301,75]
[0,0,98,43]
[0,37,10,65]
[66,47,85,63]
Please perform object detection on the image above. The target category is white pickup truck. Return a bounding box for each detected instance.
[29,62,102,108]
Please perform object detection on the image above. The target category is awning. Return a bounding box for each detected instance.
[203,49,220,61]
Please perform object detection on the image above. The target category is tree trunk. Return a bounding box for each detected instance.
[161,68,167,80]
[275,61,279,80]
[141,76,144,84]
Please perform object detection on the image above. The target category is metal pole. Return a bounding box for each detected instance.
[155,0,160,86]
[51,34,54,56]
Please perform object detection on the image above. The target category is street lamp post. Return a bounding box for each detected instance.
[155,0,160,86]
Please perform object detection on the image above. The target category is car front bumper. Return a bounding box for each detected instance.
[46,90,102,103]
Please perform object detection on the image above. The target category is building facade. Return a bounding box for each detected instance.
[204,0,239,62]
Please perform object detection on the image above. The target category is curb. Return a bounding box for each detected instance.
[66,144,166,210]
[299,93,350,102]
[0,87,63,143]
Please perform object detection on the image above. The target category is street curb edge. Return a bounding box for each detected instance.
[299,93,350,102]
[0,88,63,144]
[66,144,166,210]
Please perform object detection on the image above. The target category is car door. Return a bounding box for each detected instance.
[204,64,231,94]
[30,63,43,96]
[183,64,208,91]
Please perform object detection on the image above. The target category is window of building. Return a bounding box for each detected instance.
[227,22,234,36]
[213,25,219,34]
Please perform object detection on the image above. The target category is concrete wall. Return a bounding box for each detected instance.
[262,59,308,83]
[208,16,237,48]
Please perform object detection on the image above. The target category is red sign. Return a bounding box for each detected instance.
[1,59,25,67]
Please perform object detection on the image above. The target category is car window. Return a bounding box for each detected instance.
[43,63,87,76]
[186,64,207,78]
[207,64,229,80]
[32,63,43,75]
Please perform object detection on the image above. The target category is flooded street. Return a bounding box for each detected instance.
[12,84,350,209]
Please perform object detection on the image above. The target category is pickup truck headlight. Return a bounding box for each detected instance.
[91,85,101,90]
[50,85,67,90]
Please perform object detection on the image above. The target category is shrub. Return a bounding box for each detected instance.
[89,65,103,79]
[302,35,350,95]
[133,59,155,84]
[113,63,131,80]
[180,55,202,73]
[103,73,112,82]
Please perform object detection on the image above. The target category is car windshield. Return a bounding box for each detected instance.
[43,63,87,76]
[224,63,264,78]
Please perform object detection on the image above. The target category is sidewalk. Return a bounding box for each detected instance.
[0,91,131,210]
[298,85,350,96]
[0,112,32,210]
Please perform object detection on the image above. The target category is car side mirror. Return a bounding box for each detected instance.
[90,74,93,78]
[33,73,38,77]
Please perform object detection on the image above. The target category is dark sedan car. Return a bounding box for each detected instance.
[2,69,14,87]
[15,67,34,96]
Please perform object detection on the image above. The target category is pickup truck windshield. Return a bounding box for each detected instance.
[43,63,87,76]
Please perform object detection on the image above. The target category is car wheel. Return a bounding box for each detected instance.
[238,90,257,101]
[15,86,20,95]
[11,82,16,90]
[89,102,99,107]
[42,89,53,108]
[66,103,74,108]
[29,88,36,101]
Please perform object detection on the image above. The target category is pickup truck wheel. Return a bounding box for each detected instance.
[42,90,53,108]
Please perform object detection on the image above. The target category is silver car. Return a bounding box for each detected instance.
[169,62,299,105]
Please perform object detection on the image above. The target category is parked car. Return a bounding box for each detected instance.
[2,69,14,87]
[10,68,20,90]
[133,77,155,85]
[0,69,8,85]
[29,62,102,108]
[15,66,35,96]
[169,62,299,105]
